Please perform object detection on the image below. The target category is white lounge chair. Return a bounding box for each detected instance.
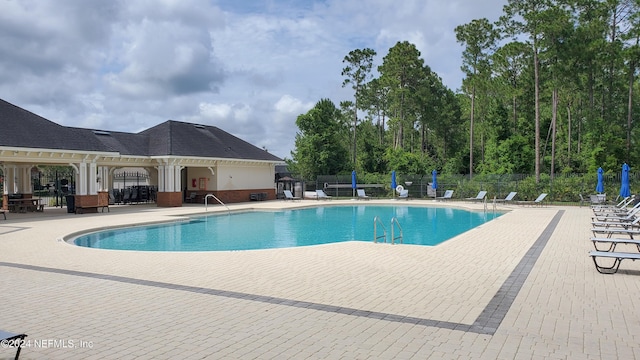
[592,205,640,222]
[357,189,370,200]
[593,201,640,218]
[591,226,640,239]
[283,190,301,201]
[495,191,517,203]
[466,190,487,202]
[316,189,332,200]
[393,185,409,199]
[591,216,640,230]
[519,193,547,206]
[590,251,640,274]
[590,236,640,252]
[436,190,454,201]
[592,196,634,212]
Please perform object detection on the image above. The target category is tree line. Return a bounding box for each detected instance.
[288,0,640,182]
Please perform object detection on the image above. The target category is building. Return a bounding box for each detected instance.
[0,98,283,210]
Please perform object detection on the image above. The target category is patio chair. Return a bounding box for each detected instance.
[593,197,639,215]
[0,329,27,359]
[316,189,332,200]
[394,185,409,200]
[591,225,640,239]
[591,215,640,230]
[590,236,640,252]
[592,205,640,222]
[465,190,487,202]
[592,194,637,212]
[495,192,517,204]
[357,189,370,200]
[185,192,197,203]
[0,209,6,220]
[436,190,454,201]
[589,250,640,274]
[283,190,301,201]
[519,193,547,206]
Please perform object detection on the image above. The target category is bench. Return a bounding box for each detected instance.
[591,237,640,252]
[589,251,640,274]
[250,192,267,201]
[76,205,109,214]
[0,329,27,359]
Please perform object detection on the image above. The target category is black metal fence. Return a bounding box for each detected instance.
[309,172,640,203]
[0,167,156,208]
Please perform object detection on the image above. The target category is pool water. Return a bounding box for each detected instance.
[73,205,503,251]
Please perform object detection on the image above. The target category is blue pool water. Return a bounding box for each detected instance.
[73,205,503,251]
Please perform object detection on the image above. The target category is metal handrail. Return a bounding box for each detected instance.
[205,194,230,214]
[373,216,387,243]
[391,217,403,244]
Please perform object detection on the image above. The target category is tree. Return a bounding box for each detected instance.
[378,41,425,150]
[455,18,499,179]
[500,0,551,183]
[289,99,351,179]
[342,48,377,170]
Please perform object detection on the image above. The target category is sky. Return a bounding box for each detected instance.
[0,0,507,160]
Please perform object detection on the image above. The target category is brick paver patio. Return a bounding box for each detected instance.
[0,200,638,359]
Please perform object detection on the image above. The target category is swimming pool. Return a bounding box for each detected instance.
[73,205,503,251]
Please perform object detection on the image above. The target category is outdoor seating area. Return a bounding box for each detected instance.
[588,195,640,274]
[5,194,44,213]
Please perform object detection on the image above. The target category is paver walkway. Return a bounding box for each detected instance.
[0,201,638,359]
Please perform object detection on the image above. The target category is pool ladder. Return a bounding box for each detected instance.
[205,194,230,214]
[373,216,403,244]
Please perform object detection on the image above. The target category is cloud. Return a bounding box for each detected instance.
[0,0,508,159]
[105,19,225,98]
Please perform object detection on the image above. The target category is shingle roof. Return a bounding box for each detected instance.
[0,98,282,162]
[141,121,282,160]
[0,99,108,151]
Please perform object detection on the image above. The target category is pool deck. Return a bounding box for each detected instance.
[1,199,639,359]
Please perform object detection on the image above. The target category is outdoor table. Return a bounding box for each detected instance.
[8,198,43,213]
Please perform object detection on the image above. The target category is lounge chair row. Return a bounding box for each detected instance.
[285,188,405,200]
[283,189,334,201]
[284,188,549,205]
[588,196,640,274]
[436,190,547,206]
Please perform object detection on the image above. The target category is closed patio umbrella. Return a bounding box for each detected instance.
[596,167,604,194]
[432,170,438,198]
[620,163,631,198]
[391,170,397,198]
[351,170,357,198]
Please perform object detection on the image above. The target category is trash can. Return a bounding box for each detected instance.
[66,195,75,213]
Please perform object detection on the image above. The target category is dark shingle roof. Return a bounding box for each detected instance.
[0,99,108,151]
[0,98,282,162]
[141,121,282,161]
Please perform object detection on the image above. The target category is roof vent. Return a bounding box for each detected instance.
[92,130,111,136]
[194,124,206,129]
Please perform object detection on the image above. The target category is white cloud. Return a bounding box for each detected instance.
[274,95,313,116]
